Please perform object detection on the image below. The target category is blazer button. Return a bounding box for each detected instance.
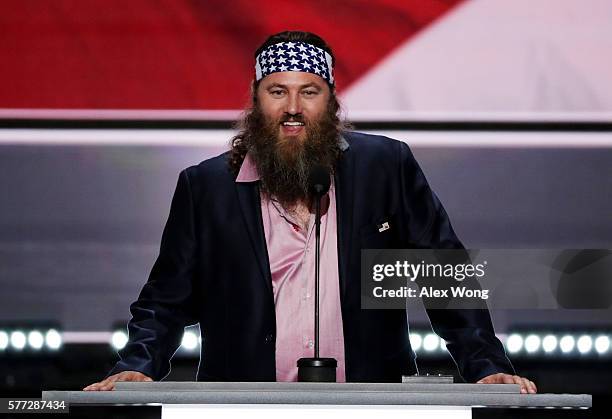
[265,334,274,344]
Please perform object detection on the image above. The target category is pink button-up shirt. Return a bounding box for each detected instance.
[236,153,346,382]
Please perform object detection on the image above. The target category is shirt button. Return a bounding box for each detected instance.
[264,334,274,344]
[307,339,314,348]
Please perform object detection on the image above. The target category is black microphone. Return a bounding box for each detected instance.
[297,165,337,382]
[308,164,331,196]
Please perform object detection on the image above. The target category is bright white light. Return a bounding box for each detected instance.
[524,334,541,353]
[542,335,558,353]
[577,335,593,354]
[0,331,8,350]
[10,331,27,350]
[440,338,446,351]
[559,335,575,353]
[409,333,422,351]
[506,334,523,353]
[594,336,610,354]
[111,331,128,350]
[28,331,44,350]
[181,331,199,350]
[45,329,62,350]
[423,334,439,352]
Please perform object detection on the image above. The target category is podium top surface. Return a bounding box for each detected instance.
[42,382,592,409]
[115,381,520,393]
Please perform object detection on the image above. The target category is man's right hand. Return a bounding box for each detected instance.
[83,371,153,391]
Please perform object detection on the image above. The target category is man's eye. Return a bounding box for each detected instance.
[270,90,285,96]
[303,90,317,96]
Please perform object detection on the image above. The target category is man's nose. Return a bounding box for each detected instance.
[285,91,302,115]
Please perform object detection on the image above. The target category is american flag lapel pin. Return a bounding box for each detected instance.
[378,221,390,232]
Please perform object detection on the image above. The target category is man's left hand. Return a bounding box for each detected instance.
[477,373,537,394]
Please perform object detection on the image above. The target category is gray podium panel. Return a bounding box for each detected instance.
[42,387,592,408]
[114,381,521,394]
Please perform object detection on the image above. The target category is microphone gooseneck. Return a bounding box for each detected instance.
[297,165,337,382]
[309,165,329,358]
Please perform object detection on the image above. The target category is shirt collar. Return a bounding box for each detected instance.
[235,135,349,183]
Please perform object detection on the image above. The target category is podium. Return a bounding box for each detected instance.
[42,382,592,419]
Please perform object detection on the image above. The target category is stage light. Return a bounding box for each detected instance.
[576,335,593,354]
[10,331,27,350]
[559,335,575,353]
[440,338,447,351]
[506,334,523,353]
[181,331,199,350]
[0,331,8,350]
[594,336,610,354]
[542,335,558,353]
[524,334,541,354]
[422,333,440,352]
[409,333,422,351]
[111,331,128,350]
[45,329,62,350]
[28,330,44,350]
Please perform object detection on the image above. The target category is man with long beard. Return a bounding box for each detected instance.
[229,74,344,216]
[85,31,536,393]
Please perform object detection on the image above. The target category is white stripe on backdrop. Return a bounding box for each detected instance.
[0,129,611,148]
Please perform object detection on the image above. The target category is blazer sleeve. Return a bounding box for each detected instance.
[108,169,199,380]
[398,142,516,383]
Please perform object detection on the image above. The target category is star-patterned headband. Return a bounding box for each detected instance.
[255,41,334,85]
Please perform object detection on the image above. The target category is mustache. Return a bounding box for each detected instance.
[279,113,305,124]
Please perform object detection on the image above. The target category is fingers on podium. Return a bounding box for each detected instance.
[83,371,151,391]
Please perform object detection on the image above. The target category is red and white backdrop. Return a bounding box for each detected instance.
[0,1,611,331]
[1,0,611,119]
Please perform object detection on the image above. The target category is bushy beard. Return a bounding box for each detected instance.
[246,102,341,208]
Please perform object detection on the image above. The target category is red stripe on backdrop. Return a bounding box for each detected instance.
[0,0,463,110]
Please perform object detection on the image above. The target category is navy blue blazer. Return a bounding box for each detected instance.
[110,131,515,383]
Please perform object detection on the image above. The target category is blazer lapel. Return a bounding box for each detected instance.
[235,181,273,295]
[334,145,355,301]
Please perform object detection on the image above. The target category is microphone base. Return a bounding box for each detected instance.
[297,357,337,382]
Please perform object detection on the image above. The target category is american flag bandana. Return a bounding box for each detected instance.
[255,41,334,85]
